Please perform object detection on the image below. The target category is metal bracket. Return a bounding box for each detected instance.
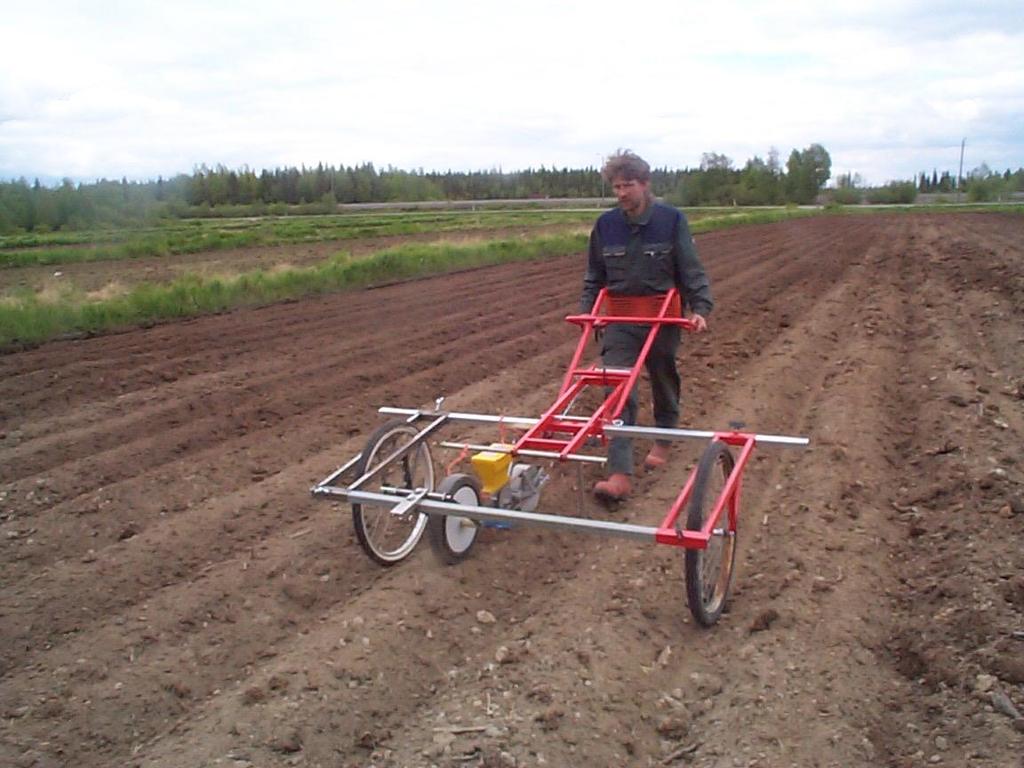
[390,487,430,517]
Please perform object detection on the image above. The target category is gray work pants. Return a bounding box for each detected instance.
[602,323,681,476]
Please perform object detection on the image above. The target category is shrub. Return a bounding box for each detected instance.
[831,186,862,205]
[966,175,1005,202]
[865,182,917,204]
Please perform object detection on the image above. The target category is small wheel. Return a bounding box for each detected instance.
[684,440,737,627]
[351,419,434,566]
[428,474,481,564]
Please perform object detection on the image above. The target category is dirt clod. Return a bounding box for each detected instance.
[240,686,265,705]
[268,729,302,754]
[656,713,691,740]
[534,706,565,731]
[749,608,779,633]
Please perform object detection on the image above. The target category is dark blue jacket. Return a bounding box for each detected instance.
[580,201,713,317]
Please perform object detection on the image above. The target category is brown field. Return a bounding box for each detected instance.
[1,213,1022,768]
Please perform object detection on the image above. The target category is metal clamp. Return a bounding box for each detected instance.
[390,487,430,517]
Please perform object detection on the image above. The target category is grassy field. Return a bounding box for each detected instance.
[0,232,586,347]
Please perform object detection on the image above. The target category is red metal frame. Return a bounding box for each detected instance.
[513,289,696,460]
[654,432,755,549]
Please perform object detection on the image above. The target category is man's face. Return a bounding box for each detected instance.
[612,176,650,216]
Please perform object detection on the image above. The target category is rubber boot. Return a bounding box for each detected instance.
[644,443,671,471]
[593,473,631,501]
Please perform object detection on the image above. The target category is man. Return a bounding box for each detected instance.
[581,150,713,501]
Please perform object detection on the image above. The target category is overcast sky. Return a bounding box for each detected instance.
[2,1,1022,187]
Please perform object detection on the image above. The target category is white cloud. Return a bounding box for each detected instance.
[1,0,1021,185]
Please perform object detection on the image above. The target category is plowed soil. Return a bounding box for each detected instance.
[2,213,1023,768]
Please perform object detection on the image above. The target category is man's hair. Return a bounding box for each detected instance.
[602,149,651,183]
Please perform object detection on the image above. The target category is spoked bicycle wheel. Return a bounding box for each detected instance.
[428,473,481,564]
[351,419,435,566]
[684,440,737,627]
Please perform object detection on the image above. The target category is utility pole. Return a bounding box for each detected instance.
[957,138,965,203]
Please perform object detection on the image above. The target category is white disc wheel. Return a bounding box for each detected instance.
[428,474,481,564]
[351,420,434,566]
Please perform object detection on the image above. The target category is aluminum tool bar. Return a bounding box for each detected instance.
[349,413,449,491]
[312,485,667,543]
[605,424,810,448]
[378,407,809,448]
[317,410,428,488]
[438,441,606,464]
[317,452,365,490]
[379,407,539,427]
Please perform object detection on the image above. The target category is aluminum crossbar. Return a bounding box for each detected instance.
[379,406,538,427]
[378,406,809,448]
[348,413,449,491]
[312,485,661,543]
[604,424,810,448]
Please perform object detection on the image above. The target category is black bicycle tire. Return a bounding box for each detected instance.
[351,419,433,566]
[684,440,737,627]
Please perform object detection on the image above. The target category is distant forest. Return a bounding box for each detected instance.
[1,143,1021,234]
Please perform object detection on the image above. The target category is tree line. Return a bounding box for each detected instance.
[1,143,1019,234]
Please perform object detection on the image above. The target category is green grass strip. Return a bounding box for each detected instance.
[0,210,597,266]
[0,233,586,348]
[687,207,821,233]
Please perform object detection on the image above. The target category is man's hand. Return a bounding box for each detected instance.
[690,313,708,333]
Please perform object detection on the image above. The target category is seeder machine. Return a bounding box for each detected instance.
[311,289,808,626]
